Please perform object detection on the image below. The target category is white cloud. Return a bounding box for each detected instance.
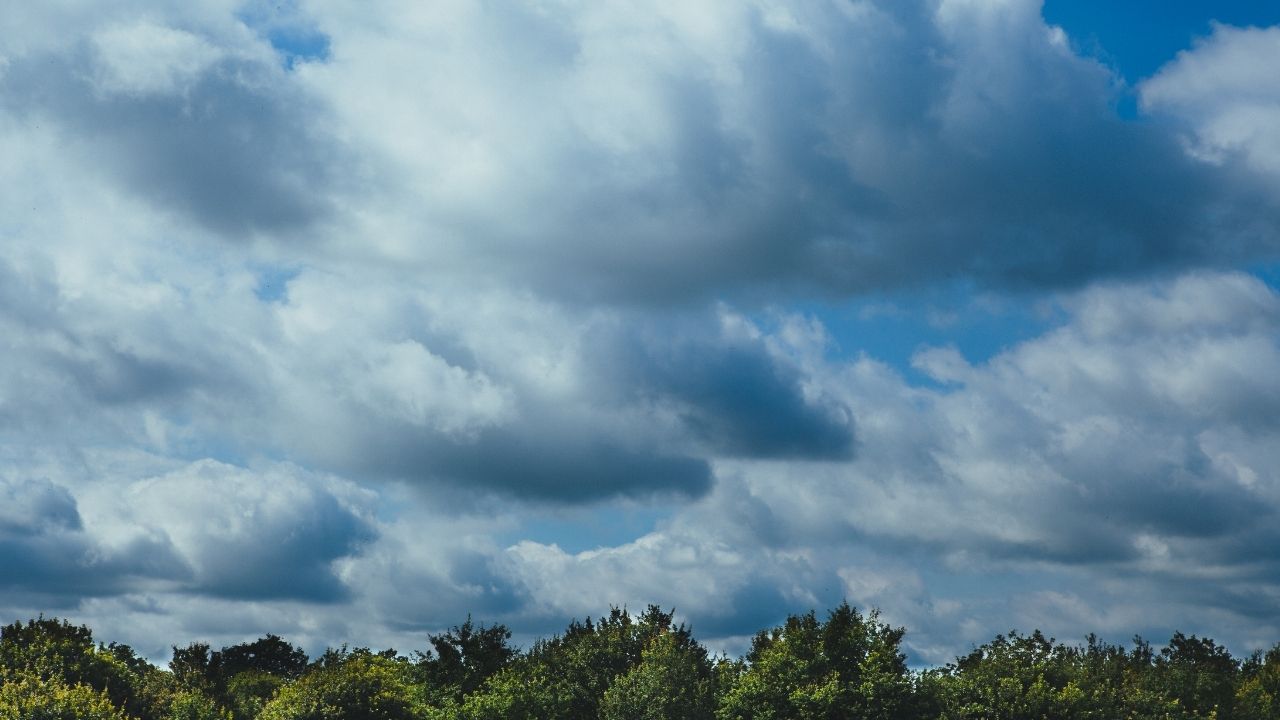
[1142,24,1280,176]
[92,21,224,97]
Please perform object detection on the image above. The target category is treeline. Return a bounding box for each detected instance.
[2,603,1279,719]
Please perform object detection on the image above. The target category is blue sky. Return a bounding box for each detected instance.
[1045,0,1280,81]
[1,0,1280,665]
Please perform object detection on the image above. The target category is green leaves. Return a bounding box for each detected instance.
[257,653,424,720]
[716,603,915,720]
[0,670,129,720]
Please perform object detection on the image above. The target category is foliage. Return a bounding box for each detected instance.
[0,617,158,719]
[1237,645,1280,720]
[167,690,232,720]
[599,631,718,720]
[0,606,1275,720]
[717,602,916,720]
[257,651,425,720]
[417,616,516,703]
[459,605,709,720]
[0,668,128,720]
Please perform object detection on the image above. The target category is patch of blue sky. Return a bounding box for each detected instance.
[253,264,300,302]
[1248,261,1280,293]
[790,283,1065,388]
[1042,0,1280,119]
[1043,0,1280,84]
[236,2,331,70]
[266,26,331,70]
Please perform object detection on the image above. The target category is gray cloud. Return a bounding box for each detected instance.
[470,271,1280,658]
[120,461,377,602]
[296,0,1279,303]
[0,23,342,239]
[0,476,188,600]
[601,321,855,460]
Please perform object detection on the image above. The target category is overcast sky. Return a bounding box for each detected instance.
[2,0,1280,665]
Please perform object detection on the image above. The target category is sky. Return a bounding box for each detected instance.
[1,0,1280,666]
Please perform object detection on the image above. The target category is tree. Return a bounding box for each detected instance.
[217,636,309,680]
[1237,644,1280,720]
[929,630,1090,720]
[1152,633,1240,720]
[717,603,917,720]
[224,671,284,720]
[600,631,717,720]
[418,617,515,701]
[171,644,216,694]
[460,606,703,720]
[0,617,153,719]
[257,651,425,720]
[0,669,128,720]
[167,690,231,720]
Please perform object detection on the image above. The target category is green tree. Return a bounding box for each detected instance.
[217,636,309,681]
[257,651,425,720]
[1152,633,1240,720]
[224,670,284,720]
[167,690,232,720]
[460,606,701,720]
[716,603,917,720]
[0,617,153,719]
[929,631,1090,720]
[0,669,128,720]
[418,617,515,702]
[1237,644,1280,720]
[171,643,216,694]
[600,630,717,720]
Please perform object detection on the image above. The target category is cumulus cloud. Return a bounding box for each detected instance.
[290,0,1278,301]
[0,475,185,603]
[115,460,377,602]
[1142,24,1280,177]
[484,272,1280,660]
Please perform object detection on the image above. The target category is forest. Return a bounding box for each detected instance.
[2,603,1278,719]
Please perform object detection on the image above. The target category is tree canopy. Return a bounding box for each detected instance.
[1,606,1276,719]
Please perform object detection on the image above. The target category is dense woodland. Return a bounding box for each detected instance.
[2,604,1279,719]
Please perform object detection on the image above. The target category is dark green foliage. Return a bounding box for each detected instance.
[218,636,309,681]
[418,616,515,702]
[1153,633,1240,719]
[170,634,309,717]
[171,644,216,693]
